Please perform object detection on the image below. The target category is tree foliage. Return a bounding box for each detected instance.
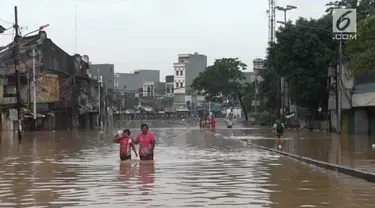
[324,0,375,78]
[326,0,375,20]
[345,13,375,78]
[191,58,250,120]
[262,15,336,113]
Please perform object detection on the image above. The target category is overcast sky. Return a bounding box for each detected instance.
[0,0,328,81]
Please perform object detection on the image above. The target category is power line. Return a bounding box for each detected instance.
[0,18,13,25]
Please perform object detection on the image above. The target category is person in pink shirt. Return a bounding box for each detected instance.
[133,124,156,161]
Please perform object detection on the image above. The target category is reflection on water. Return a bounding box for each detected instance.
[0,125,375,207]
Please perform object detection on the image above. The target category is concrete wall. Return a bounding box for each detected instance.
[118,70,160,91]
[341,108,370,136]
[124,92,137,110]
[89,64,115,89]
[174,94,185,104]
[185,53,207,91]
[355,108,368,135]
[154,82,165,96]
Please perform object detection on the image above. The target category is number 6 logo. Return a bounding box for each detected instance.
[336,11,352,31]
[332,9,357,33]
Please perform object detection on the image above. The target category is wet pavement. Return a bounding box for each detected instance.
[0,122,375,207]
[214,127,375,173]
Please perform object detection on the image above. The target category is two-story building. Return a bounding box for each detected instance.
[0,31,94,130]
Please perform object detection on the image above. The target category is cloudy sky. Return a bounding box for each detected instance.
[0,0,328,81]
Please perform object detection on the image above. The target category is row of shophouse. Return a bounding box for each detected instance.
[329,65,375,136]
[0,31,116,131]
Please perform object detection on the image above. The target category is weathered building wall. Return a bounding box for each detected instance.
[22,74,60,103]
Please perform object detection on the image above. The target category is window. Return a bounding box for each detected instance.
[167,87,170,93]
[172,87,174,93]
[180,70,183,76]
[181,82,183,87]
[176,82,179,88]
[176,69,179,76]
[109,67,113,72]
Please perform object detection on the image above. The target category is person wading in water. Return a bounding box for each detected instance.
[133,124,156,161]
[272,119,285,149]
[113,129,138,161]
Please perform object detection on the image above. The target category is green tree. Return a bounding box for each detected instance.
[345,15,375,78]
[264,16,336,116]
[191,58,250,120]
[326,0,375,20]
[258,65,278,110]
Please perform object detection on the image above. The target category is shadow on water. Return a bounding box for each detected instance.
[0,122,375,207]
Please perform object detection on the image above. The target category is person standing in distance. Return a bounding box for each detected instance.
[272,119,285,140]
[226,117,233,128]
[133,124,156,161]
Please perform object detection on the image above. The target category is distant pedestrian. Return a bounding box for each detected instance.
[210,116,216,129]
[199,117,204,128]
[272,119,284,140]
[133,124,156,161]
[226,117,233,128]
[113,129,138,161]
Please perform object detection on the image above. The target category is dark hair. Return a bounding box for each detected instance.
[123,129,131,135]
[141,123,148,129]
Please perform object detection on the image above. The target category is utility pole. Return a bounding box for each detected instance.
[104,88,108,128]
[254,78,257,115]
[27,63,31,111]
[98,77,101,130]
[13,6,22,141]
[32,48,37,128]
[337,38,343,134]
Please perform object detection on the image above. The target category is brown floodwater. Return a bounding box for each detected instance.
[0,123,375,207]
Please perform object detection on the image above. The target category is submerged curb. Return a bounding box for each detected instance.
[248,142,375,183]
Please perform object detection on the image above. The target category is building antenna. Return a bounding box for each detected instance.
[268,0,276,43]
[74,2,77,54]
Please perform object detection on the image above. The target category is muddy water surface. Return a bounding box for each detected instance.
[0,125,375,207]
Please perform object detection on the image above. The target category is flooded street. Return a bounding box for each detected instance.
[1,123,375,207]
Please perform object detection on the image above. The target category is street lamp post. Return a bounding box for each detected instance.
[275,5,297,123]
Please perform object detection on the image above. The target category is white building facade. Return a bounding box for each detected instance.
[173,52,207,106]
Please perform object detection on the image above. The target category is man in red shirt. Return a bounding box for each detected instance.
[133,124,156,161]
[113,129,138,161]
